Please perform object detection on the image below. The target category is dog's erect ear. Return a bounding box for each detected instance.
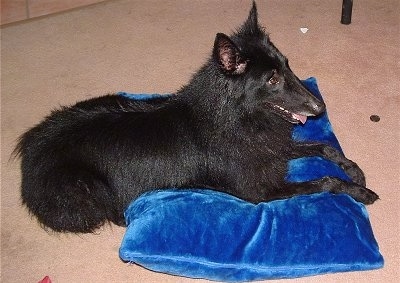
[237,1,264,37]
[213,33,248,75]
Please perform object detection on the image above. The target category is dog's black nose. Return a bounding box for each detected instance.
[312,100,326,115]
[306,99,326,116]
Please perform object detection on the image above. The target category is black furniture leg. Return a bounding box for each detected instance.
[341,0,353,24]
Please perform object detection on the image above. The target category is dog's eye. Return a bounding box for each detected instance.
[268,69,280,85]
[268,76,279,85]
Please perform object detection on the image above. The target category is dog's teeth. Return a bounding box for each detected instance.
[274,105,306,123]
[276,105,285,111]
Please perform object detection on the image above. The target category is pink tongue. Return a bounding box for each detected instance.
[293,113,307,124]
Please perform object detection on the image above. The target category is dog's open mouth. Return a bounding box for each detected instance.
[270,104,308,124]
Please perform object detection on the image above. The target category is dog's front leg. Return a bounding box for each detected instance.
[283,177,379,205]
[292,143,366,186]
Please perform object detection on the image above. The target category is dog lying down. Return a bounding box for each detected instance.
[14,1,378,233]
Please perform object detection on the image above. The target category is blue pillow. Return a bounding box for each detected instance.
[119,78,383,281]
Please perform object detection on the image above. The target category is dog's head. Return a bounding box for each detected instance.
[212,1,325,124]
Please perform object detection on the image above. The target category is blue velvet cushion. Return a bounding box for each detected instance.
[119,78,383,281]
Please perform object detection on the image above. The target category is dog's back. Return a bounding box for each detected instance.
[15,94,206,232]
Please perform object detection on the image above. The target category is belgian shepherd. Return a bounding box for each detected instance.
[14,2,378,233]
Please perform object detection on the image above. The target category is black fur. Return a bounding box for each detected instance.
[14,2,378,233]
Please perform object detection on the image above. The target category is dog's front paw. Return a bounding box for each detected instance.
[320,146,366,186]
[329,177,379,205]
[353,186,379,205]
[342,160,366,187]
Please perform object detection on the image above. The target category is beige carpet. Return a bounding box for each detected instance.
[1,0,399,282]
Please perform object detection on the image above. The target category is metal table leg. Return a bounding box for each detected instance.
[341,0,353,24]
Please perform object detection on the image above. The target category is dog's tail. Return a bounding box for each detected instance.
[14,129,123,233]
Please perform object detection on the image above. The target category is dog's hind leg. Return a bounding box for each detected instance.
[21,164,123,233]
[281,177,379,205]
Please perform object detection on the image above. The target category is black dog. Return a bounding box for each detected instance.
[15,2,378,233]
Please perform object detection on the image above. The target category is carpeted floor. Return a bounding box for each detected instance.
[1,0,399,282]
